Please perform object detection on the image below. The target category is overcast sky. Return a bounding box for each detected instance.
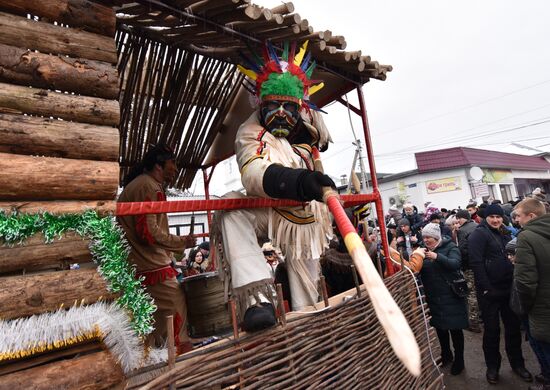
[203,0,550,194]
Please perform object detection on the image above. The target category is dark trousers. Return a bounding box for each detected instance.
[436,328,464,359]
[536,339,550,379]
[525,320,550,379]
[480,295,524,370]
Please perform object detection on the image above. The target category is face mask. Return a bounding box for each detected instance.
[261,100,301,137]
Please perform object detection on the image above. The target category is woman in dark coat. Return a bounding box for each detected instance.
[420,223,468,375]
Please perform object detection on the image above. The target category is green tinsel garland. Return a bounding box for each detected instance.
[0,210,155,336]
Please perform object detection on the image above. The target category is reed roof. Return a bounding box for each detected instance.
[114,0,392,189]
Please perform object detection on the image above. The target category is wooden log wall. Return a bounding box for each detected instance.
[0,350,124,390]
[0,233,92,274]
[0,0,120,212]
[0,268,117,320]
[0,1,124,386]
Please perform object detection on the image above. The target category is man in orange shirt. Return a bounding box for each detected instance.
[118,144,196,352]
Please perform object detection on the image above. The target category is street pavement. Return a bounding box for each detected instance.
[443,327,540,390]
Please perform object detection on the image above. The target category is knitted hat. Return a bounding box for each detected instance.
[532,187,547,202]
[398,218,410,227]
[456,209,471,220]
[429,213,442,222]
[422,223,441,240]
[485,204,504,217]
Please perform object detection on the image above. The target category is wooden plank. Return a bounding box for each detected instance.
[0,153,119,201]
[0,232,92,274]
[0,0,116,37]
[0,113,119,161]
[0,350,123,389]
[0,268,117,320]
[0,11,117,63]
[0,341,101,376]
[0,82,119,127]
[0,43,119,99]
[0,200,116,216]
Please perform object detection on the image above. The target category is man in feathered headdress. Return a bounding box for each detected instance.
[212,41,335,332]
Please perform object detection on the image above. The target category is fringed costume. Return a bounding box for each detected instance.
[212,41,334,321]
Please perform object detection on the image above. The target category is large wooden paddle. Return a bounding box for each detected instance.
[312,145,421,376]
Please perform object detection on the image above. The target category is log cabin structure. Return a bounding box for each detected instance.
[0,0,444,389]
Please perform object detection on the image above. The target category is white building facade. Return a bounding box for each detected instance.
[378,147,550,212]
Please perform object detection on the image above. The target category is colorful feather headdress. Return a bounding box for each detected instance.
[238,41,325,110]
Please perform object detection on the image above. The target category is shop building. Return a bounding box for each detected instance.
[378,147,550,211]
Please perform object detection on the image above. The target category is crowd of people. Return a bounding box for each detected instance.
[382,190,550,388]
[116,142,549,389]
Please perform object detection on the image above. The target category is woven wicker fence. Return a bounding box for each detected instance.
[130,270,443,389]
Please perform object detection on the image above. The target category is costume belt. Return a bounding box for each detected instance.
[135,265,178,286]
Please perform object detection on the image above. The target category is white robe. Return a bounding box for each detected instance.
[213,110,333,312]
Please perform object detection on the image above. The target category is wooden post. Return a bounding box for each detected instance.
[276,283,286,326]
[166,315,176,390]
[350,264,362,298]
[229,299,239,340]
[319,275,329,308]
[229,299,244,388]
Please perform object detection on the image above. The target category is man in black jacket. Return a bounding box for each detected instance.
[468,204,532,384]
[456,209,480,332]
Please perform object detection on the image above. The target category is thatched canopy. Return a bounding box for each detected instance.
[114,0,392,189]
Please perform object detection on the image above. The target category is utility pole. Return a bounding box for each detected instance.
[348,139,370,194]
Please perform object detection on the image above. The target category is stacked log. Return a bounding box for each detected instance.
[0,1,124,387]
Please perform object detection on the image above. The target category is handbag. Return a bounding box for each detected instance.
[435,263,469,298]
[448,275,469,298]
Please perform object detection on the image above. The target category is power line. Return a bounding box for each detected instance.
[375,103,550,158]
[374,116,550,158]
[381,78,550,135]
[374,134,550,164]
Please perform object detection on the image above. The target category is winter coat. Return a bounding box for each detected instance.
[439,222,452,239]
[396,229,422,260]
[457,220,478,269]
[420,238,468,330]
[402,212,424,233]
[468,220,513,295]
[514,214,550,343]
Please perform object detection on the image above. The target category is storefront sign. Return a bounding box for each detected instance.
[425,177,462,194]
[472,182,490,197]
[482,169,512,183]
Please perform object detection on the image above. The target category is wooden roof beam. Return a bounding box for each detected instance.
[325,35,346,50]
[185,0,249,15]
[269,2,294,15]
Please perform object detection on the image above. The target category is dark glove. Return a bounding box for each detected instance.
[300,170,335,201]
[263,165,335,202]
